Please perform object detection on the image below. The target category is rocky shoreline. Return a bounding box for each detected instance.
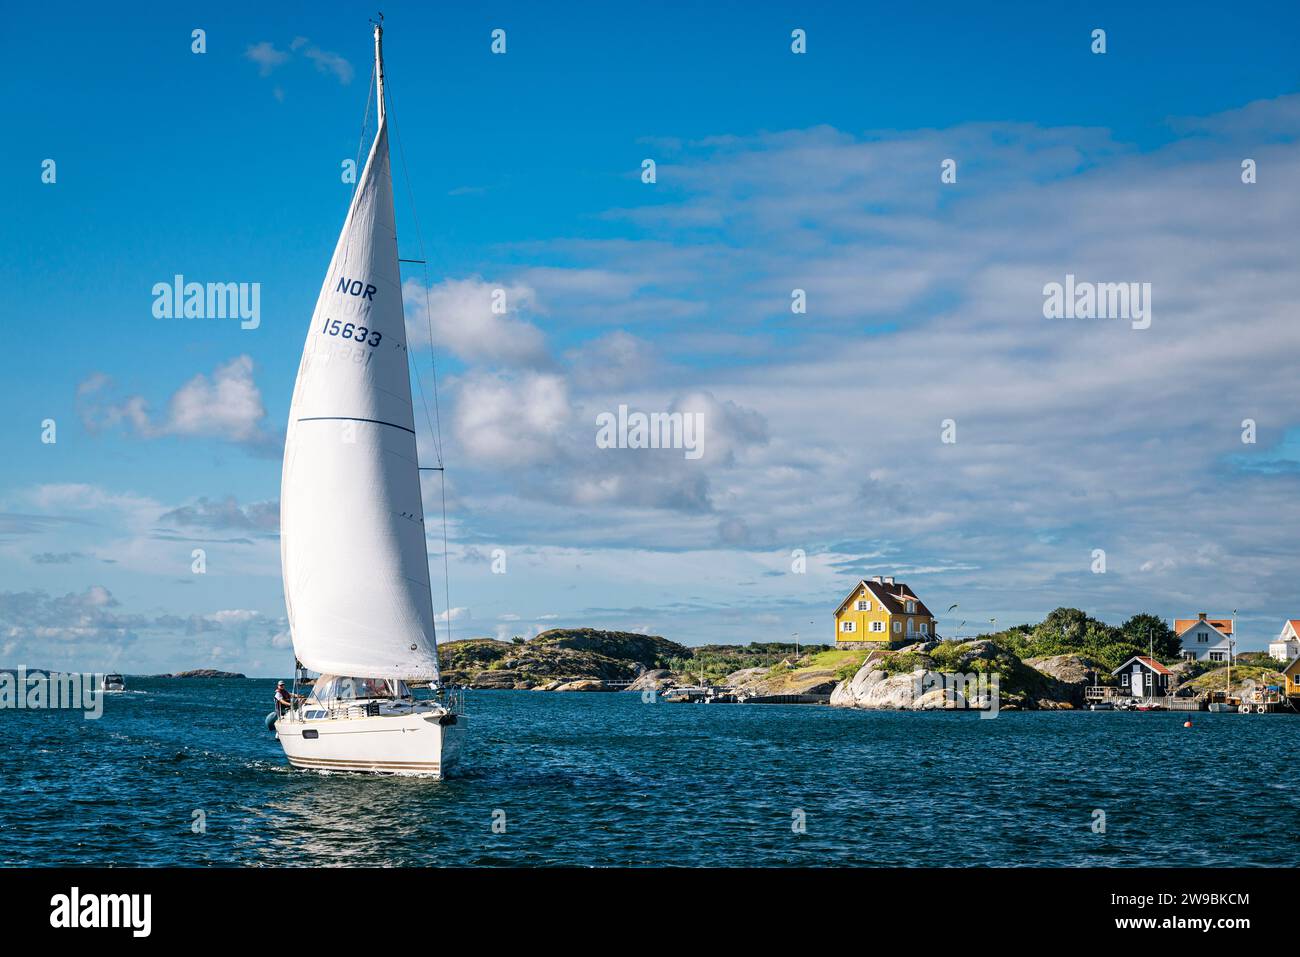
[826,640,1098,711]
[439,628,1097,707]
[439,628,692,690]
[440,611,1272,710]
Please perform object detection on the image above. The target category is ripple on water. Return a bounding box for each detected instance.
[7,683,1299,866]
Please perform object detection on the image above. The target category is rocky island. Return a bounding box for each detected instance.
[439,628,691,690]
[439,609,1285,711]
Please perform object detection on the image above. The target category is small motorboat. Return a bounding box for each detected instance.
[101,673,125,692]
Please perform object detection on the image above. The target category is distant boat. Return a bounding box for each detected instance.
[101,674,125,692]
[273,21,465,777]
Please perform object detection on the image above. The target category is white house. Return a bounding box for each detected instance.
[1268,620,1300,663]
[1175,613,1234,662]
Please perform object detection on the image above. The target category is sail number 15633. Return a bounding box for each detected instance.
[319,317,382,348]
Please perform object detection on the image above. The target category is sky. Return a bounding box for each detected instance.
[2,1,1299,675]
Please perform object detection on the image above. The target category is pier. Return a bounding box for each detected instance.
[1086,685,1300,714]
[659,686,829,705]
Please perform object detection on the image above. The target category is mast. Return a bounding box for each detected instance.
[373,23,386,125]
[279,18,440,683]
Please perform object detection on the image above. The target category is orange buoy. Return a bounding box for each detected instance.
[1183,720,1193,728]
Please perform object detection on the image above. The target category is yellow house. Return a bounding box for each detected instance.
[834,576,938,647]
[1283,656,1300,698]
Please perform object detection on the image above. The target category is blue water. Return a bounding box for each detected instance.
[3,679,1296,866]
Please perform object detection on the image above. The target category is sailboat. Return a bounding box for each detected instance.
[274,22,466,776]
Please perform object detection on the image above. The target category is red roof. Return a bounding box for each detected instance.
[835,579,935,619]
[1175,617,1232,637]
[1137,656,1173,675]
[1111,655,1174,676]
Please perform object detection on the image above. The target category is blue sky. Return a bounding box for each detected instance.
[3,1,1299,674]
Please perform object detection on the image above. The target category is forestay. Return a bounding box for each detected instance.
[279,54,440,682]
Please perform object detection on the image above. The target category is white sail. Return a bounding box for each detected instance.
[280,30,440,682]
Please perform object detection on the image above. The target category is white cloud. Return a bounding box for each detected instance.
[167,356,267,441]
[416,95,1300,643]
[404,277,548,367]
[244,41,290,76]
[453,371,570,466]
[565,331,657,391]
[77,356,277,452]
[245,38,352,85]
[302,45,354,84]
[160,496,279,533]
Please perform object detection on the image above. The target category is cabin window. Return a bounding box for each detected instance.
[841,621,855,633]
[920,622,929,634]
[856,600,870,611]
[870,621,885,633]
[308,675,408,706]
[906,600,916,613]
[1198,634,1208,642]
[1121,674,1130,686]
[893,620,902,633]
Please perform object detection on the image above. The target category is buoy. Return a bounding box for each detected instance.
[1183,720,1193,728]
[265,711,278,732]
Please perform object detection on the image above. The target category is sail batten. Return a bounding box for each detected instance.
[279,37,440,683]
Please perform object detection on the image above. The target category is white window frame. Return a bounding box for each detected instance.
[920,622,929,634]
[906,600,916,614]
[856,600,870,611]
[840,621,855,633]
[1121,674,1130,686]
[893,620,902,633]
[870,621,885,633]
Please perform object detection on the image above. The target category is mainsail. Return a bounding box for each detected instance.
[280,26,440,681]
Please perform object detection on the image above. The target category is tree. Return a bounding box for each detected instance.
[1118,613,1179,660]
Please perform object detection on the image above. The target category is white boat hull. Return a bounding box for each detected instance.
[276,708,466,777]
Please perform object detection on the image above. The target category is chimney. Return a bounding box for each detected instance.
[884,576,895,586]
[871,575,882,584]
[1198,612,1207,620]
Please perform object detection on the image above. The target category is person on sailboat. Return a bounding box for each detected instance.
[274,681,304,716]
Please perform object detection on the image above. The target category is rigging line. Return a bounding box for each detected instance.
[386,66,454,650]
[336,63,377,278]
[352,63,376,205]
[385,73,444,468]
[438,469,452,646]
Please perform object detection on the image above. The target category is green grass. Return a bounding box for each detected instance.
[1183,664,1283,692]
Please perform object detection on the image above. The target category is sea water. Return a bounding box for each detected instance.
[3,679,1295,867]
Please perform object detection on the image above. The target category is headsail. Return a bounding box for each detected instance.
[280,25,440,682]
